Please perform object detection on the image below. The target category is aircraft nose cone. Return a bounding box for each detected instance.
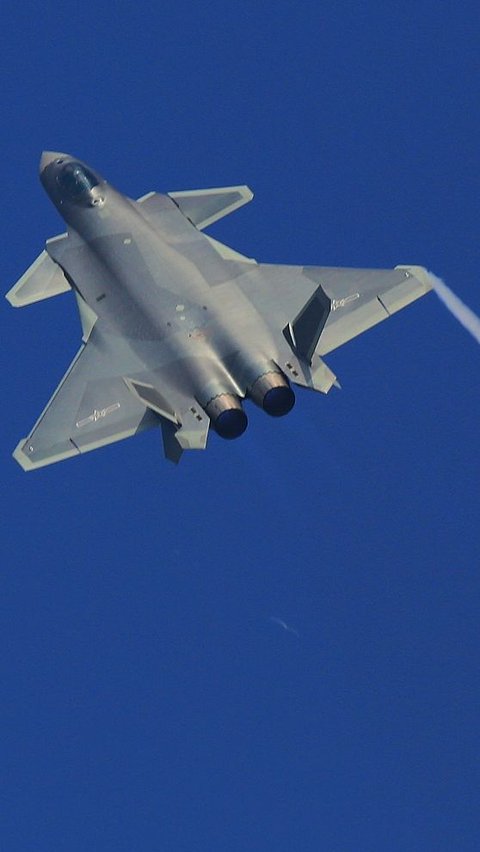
[39,151,70,173]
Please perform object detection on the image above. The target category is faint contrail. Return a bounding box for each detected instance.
[428,271,480,345]
[270,616,299,637]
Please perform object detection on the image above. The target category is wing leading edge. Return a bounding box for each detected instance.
[168,185,253,229]
[237,263,432,359]
[137,186,254,231]
[13,329,160,471]
[13,323,214,471]
[6,237,70,307]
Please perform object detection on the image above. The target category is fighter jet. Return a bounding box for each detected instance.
[6,152,432,470]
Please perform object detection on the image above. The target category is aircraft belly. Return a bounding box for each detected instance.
[46,232,208,341]
[8,151,434,471]
[47,227,280,389]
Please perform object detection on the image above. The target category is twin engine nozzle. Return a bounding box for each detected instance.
[248,369,295,417]
[201,365,295,440]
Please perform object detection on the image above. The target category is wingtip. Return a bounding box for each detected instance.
[394,265,433,293]
[5,289,20,307]
[13,439,36,471]
[12,438,79,471]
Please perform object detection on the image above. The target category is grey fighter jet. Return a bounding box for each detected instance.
[7,152,432,470]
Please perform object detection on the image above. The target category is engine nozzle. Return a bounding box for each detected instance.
[203,393,248,440]
[249,369,295,417]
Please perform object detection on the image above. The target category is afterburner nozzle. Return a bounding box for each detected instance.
[248,368,295,416]
[203,393,248,439]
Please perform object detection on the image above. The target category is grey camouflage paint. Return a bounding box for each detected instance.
[6,152,432,470]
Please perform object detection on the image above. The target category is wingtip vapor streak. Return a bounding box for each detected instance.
[6,151,432,470]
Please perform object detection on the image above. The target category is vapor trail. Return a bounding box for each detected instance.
[270,616,299,637]
[429,271,480,345]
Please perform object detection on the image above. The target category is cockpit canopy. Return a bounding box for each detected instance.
[56,162,100,198]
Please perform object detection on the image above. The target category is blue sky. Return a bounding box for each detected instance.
[2,1,479,849]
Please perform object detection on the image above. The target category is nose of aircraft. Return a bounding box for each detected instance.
[39,151,70,173]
